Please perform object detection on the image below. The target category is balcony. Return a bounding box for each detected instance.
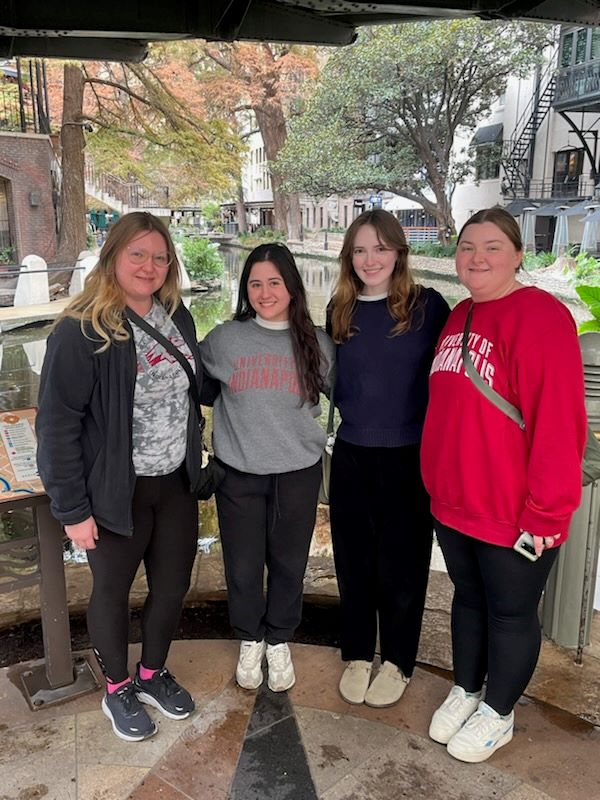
[506,176,597,202]
[554,60,600,113]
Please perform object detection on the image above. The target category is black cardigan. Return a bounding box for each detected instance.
[35,303,203,536]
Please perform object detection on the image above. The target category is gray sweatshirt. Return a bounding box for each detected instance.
[199,318,335,475]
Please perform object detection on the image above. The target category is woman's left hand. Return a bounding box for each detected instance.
[533,533,561,557]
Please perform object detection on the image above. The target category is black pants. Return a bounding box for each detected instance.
[215,460,321,644]
[86,467,198,682]
[435,520,559,715]
[330,439,433,677]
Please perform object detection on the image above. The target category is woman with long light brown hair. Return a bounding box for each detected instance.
[36,212,202,742]
[328,209,449,708]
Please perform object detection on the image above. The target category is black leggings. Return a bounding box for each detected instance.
[86,467,198,682]
[435,520,559,715]
[215,460,321,644]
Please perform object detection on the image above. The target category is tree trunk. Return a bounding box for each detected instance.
[434,193,456,243]
[287,193,302,240]
[254,103,292,236]
[236,180,248,233]
[56,64,87,264]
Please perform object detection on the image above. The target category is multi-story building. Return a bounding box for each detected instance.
[453,25,600,252]
[0,59,58,266]
[224,128,438,241]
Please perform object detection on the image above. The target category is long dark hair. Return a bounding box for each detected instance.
[332,209,421,343]
[235,243,324,405]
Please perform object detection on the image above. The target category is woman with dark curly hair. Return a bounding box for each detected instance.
[200,243,334,693]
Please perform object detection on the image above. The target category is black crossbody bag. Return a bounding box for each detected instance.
[125,308,225,500]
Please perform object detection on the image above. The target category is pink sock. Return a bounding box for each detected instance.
[106,677,131,694]
[139,664,159,681]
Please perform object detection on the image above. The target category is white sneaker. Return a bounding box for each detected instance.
[236,640,266,690]
[364,662,410,708]
[447,700,514,763]
[338,660,372,705]
[266,643,295,692]
[429,685,483,744]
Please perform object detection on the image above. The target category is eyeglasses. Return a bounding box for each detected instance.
[126,247,172,269]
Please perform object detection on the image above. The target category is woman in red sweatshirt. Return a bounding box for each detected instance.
[421,207,587,764]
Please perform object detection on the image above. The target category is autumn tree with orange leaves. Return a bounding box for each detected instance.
[198,42,317,238]
[46,47,242,262]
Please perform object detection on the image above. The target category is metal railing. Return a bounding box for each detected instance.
[507,177,596,201]
[85,163,170,210]
[554,59,600,109]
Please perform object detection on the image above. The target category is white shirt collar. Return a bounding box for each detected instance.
[253,316,290,330]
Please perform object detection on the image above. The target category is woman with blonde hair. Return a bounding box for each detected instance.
[36,212,202,742]
[329,209,449,707]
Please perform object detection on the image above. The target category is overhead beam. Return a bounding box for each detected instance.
[0,37,149,62]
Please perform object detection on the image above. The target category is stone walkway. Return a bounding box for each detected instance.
[2,636,600,800]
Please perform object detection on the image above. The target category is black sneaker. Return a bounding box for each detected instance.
[133,664,195,720]
[101,682,157,742]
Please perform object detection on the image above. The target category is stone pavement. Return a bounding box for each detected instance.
[2,635,600,800]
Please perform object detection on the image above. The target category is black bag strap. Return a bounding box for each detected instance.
[461,303,526,431]
[326,379,336,437]
[125,307,203,428]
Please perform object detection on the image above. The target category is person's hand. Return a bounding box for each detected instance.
[64,517,99,550]
[533,532,561,557]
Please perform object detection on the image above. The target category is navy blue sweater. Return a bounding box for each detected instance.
[333,288,450,448]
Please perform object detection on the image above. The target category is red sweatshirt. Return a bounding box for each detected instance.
[421,287,587,548]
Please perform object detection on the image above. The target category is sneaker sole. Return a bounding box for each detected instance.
[101,697,157,742]
[135,690,193,720]
[447,727,514,763]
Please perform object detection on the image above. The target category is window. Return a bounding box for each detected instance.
[553,149,585,196]
[592,29,600,61]
[561,32,574,67]
[576,29,588,64]
[470,124,504,181]
[475,145,501,180]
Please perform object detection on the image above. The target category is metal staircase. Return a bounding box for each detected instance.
[501,62,557,199]
[84,162,170,213]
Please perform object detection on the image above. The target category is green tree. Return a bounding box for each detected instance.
[278,20,550,237]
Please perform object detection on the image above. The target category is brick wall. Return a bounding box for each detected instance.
[0,131,57,264]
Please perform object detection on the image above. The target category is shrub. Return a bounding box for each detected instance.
[410,241,457,258]
[238,227,287,247]
[522,251,556,271]
[0,245,15,265]
[572,251,600,284]
[181,236,224,281]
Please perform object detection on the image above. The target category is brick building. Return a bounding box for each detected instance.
[0,131,58,266]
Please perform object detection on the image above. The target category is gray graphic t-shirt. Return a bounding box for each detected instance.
[130,301,195,476]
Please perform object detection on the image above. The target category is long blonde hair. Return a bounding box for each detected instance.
[61,212,181,350]
[330,209,422,343]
